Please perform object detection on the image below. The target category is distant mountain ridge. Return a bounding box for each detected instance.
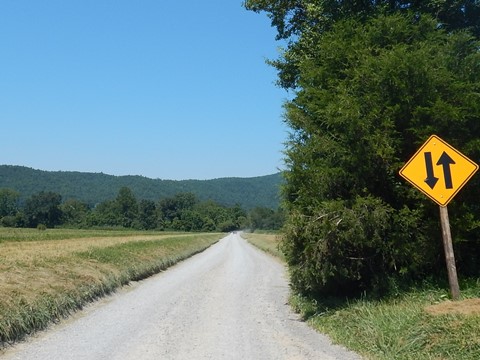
[0,165,283,209]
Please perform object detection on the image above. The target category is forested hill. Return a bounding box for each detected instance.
[0,165,282,209]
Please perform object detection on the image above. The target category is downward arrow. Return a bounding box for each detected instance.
[437,151,456,189]
[424,152,439,189]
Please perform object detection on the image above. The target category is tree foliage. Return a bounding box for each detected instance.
[245,0,480,39]
[0,188,19,217]
[247,1,480,296]
[137,199,157,230]
[24,191,63,228]
[115,187,138,228]
[0,188,22,227]
[245,0,480,89]
[0,166,282,210]
[60,199,89,227]
[0,187,281,232]
[248,206,285,231]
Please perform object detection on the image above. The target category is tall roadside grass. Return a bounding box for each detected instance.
[0,228,223,347]
[290,283,480,359]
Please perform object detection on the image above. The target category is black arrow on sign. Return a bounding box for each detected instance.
[437,151,455,189]
[424,152,439,189]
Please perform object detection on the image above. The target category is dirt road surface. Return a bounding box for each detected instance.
[2,233,361,360]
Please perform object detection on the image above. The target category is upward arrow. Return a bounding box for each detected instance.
[424,152,439,189]
[437,151,456,189]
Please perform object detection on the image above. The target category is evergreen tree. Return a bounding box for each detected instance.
[247,1,480,296]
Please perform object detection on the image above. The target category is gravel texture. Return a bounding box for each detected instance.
[2,233,361,360]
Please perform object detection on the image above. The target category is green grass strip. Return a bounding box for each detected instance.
[290,284,480,360]
[0,227,183,243]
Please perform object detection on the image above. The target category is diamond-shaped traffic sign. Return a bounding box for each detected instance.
[399,135,478,206]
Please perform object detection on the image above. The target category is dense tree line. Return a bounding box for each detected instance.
[0,187,284,232]
[0,166,282,210]
[246,0,480,297]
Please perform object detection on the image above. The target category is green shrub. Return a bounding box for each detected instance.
[282,196,434,297]
[1,216,17,228]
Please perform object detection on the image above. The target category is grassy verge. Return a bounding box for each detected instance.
[0,228,223,346]
[241,232,284,259]
[243,231,480,359]
[290,283,480,359]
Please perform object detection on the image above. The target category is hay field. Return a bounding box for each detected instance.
[0,228,222,345]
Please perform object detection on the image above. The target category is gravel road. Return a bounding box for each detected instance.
[1,233,361,360]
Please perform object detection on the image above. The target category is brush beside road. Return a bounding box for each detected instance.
[1,233,360,360]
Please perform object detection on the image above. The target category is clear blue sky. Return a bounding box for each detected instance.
[0,1,289,180]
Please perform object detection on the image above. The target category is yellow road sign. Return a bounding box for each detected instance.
[399,135,478,206]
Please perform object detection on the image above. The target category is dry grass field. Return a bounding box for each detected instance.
[0,228,223,345]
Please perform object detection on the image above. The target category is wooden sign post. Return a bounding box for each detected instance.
[439,206,460,300]
[399,135,478,300]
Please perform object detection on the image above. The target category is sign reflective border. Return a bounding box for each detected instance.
[399,135,479,206]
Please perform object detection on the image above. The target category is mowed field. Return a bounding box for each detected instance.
[242,232,283,259]
[0,228,223,345]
